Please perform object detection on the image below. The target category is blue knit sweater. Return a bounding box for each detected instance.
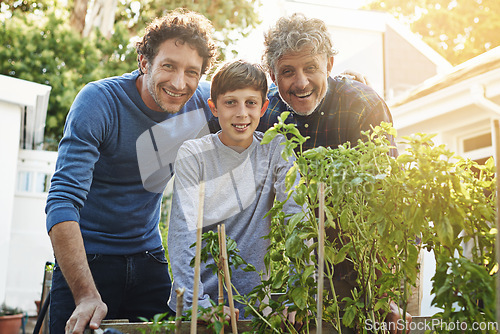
[45,70,212,254]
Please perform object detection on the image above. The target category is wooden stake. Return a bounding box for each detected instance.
[493,119,500,325]
[190,181,206,334]
[218,225,224,307]
[316,182,325,334]
[218,225,224,334]
[220,224,238,334]
[175,287,185,334]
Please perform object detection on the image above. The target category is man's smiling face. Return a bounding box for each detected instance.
[271,47,333,116]
[140,38,203,114]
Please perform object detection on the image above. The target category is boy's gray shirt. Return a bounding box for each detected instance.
[168,131,301,317]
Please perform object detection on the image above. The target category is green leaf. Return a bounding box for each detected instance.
[342,306,356,327]
[285,165,297,190]
[290,286,308,310]
[334,245,348,264]
[261,127,278,145]
[285,233,302,258]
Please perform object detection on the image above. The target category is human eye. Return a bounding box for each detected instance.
[281,68,293,77]
[224,99,236,106]
[187,69,200,78]
[163,63,174,70]
[306,65,318,72]
[246,100,258,106]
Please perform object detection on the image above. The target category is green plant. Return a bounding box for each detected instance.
[242,112,496,333]
[149,113,496,333]
[0,303,23,316]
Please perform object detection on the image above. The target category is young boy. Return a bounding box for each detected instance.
[167,59,302,320]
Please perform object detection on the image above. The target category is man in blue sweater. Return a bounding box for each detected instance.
[45,9,217,334]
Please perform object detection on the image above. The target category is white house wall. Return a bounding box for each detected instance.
[0,75,52,313]
[6,149,57,314]
[0,100,22,304]
[330,28,385,96]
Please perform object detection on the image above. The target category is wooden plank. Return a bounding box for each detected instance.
[92,320,254,333]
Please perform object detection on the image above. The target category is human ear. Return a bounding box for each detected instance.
[139,55,149,74]
[260,100,269,116]
[326,56,334,75]
[270,71,277,84]
[208,98,218,117]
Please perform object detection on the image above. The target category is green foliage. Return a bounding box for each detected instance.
[137,312,176,334]
[0,3,136,144]
[116,0,261,59]
[247,114,496,333]
[0,303,23,316]
[157,115,495,332]
[364,0,500,65]
[189,230,256,277]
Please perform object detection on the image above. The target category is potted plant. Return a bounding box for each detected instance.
[0,303,24,334]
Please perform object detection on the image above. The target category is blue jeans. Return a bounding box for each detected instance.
[49,247,174,333]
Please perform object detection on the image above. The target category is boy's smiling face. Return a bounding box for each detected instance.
[209,88,269,151]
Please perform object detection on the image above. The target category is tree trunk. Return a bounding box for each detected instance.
[69,0,89,35]
[83,0,118,39]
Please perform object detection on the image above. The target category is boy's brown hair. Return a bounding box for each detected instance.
[210,59,268,107]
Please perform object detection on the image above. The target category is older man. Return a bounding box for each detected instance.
[258,13,396,155]
[257,13,409,334]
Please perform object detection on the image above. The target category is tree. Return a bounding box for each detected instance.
[364,0,500,65]
[0,2,136,145]
[0,0,261,145]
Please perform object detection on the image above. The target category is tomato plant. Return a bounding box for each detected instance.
[241,113,496,333]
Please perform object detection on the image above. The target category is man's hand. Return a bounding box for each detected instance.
[49,221,108,334]
[340,70,372,87]
[65,297,108,334]
[386,300,412,334]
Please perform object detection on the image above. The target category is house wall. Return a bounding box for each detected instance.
[5,149,57,314]
[0,101,22,305]
[384,26,442,100]
[0,75,52,313]
[328,26,385,97]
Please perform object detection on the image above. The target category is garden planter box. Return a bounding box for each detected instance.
[0,313,24,334]
[87,317,433,333]
[87,319,354,333]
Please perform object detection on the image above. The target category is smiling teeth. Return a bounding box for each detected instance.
[234,124,248,129]
[296,91,312,97]
[164,89,182,97]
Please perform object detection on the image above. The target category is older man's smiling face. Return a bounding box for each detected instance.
[271,48,333,116]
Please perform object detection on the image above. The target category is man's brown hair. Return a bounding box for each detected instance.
[136,8,218,75]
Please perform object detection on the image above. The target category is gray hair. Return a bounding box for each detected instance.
[262,13,338,73]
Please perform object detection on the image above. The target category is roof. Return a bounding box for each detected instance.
[0,75,51,109]
[390,46,500,107]
[0,75,52,149]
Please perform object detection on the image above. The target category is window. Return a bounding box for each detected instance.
[16,170,52,193]
[458,130,492,163]
[463,133,492,153]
